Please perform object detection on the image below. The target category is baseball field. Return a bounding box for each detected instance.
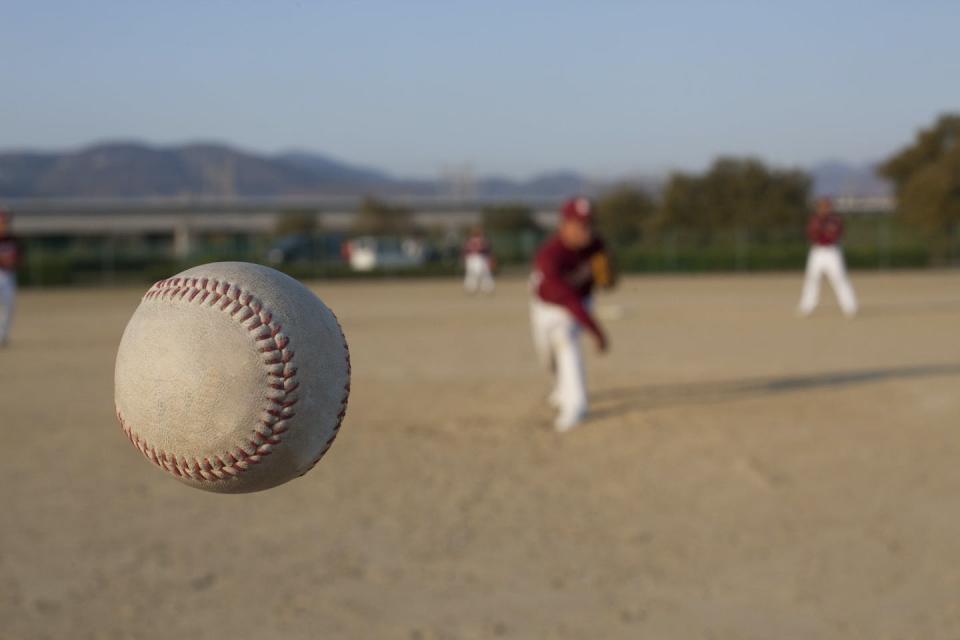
[2,271,959,639]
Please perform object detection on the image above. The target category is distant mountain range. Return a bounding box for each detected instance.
[0,141,891,200]
[0,142,596,200]
[0,143,408,198]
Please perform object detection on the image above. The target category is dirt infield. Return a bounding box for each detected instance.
[2,271,959,639]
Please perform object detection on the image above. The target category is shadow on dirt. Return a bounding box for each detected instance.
[591,363,960,416]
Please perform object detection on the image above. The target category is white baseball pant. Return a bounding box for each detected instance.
[464,254,495,294]
[530,297,588,427]
[798,245,858,317]
[0,270,16,344]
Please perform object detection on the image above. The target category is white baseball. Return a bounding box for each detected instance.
[114,262,351,493]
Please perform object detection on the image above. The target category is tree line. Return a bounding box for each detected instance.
[483,157,812,247]
[879,114,960,249]
[487,113,960,253]
[274,113,959,256]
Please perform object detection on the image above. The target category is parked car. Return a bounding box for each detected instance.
[266,234,344,265]
[342,236,426,272]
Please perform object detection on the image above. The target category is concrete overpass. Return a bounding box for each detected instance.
[4,196,564,257]
[2,194,893,257]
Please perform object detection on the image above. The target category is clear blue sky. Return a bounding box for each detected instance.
[2,1,957,178]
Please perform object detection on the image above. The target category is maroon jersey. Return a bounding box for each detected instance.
[463,235,492,257]
[0,236,21,272]
[807,213,844,246]
[533,235,606,338]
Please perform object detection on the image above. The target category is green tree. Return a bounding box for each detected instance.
[596,185,656,246]
[482,204,539,233]
[656,173,705,232]
[274,209,320,236]
[658,157,810,237]
[352,197,415,235]
[879,114,960,246]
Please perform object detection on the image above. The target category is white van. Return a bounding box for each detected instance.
[343,236,426,272]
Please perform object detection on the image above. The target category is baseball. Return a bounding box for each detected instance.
[114,262,351,493]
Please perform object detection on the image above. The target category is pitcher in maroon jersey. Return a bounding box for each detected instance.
[529,196,617,432]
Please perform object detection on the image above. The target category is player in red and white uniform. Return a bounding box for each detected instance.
[463,227,495,294]
[798,197,858,317]
[0,209,23,347]
[530,196,616,432]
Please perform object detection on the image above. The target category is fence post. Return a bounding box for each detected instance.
[27,242,42,288]
[101,234,116,285]
[875,215,887,270]
[664,231,677,271]
[735,228,748,271]
[173,219,193,259]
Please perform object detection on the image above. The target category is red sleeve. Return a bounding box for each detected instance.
[535,245,603,340]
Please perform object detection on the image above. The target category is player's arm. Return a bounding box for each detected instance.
[481,240,496,269]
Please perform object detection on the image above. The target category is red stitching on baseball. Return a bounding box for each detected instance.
[116,276,349,483]
[299,309,351,476]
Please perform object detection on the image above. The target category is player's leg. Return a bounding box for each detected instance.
[530,300,553,369]
[823,247,858,317]
[0,272,15,346]
[464,257,478,294]
[479,261,495,294]
[798,247,824,315]
[549,314,587,432]
[530,299,565,408]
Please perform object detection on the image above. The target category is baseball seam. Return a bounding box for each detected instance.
[299,309,351,476]
[116,276,349,483]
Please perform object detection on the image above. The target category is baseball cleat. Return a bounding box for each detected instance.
[554,410,585,433]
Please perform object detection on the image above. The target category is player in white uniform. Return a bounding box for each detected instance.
[798,197,858,317]
[463,227,495,294]
[0,209,22,347]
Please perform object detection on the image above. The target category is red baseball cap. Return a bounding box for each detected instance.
[561,196,595,223]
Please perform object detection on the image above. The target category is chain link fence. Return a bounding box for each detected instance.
[14,214,957,287]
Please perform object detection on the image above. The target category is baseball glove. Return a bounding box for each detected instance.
[591,251,617,289]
